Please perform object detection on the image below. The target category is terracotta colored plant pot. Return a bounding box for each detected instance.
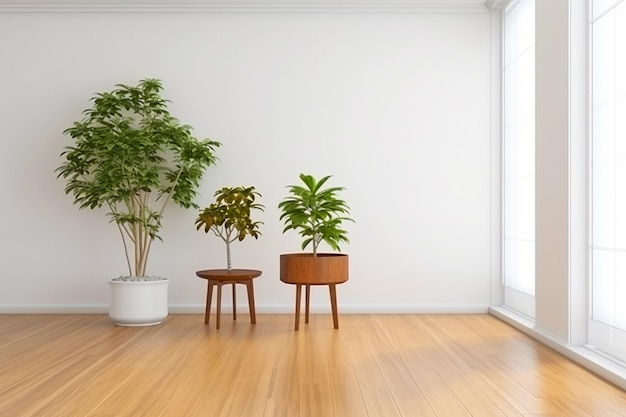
[280,253,349,285]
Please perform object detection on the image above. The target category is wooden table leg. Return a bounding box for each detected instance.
[232,283,237,321]
[329,284,339,329]
[305,284,311,324]
[246,280,256,324]
[295,284,302,331]
[204,281,213,325]
[216,282,223,330]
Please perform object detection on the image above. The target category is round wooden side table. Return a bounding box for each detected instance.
[195,269,262,329]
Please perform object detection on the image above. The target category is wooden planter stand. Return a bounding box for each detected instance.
[279,253,349,330]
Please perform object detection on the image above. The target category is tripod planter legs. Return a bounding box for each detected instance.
[329,284,339,329]
[293,283,340,331]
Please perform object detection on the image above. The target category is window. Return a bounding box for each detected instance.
[590,0,626,362]
[502,0,535,318]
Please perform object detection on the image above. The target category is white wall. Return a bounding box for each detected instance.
[0,4,493,314]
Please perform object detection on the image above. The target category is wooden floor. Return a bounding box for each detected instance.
[1,314,625,417]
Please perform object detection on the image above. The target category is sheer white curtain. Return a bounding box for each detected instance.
[503,0,535,317]
[590,0,626,361]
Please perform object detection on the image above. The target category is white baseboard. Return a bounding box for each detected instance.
[0,303,489,315]
[0,304,109,314]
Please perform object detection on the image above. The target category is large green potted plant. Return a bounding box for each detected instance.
[195,186,264,270]
[55,78,221,326]
[278,173,354,329]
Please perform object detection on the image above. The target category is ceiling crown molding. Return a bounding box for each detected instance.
[0,0,488,13]
[484,0,510,10]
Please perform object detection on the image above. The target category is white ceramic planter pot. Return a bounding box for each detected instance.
[108,277,169,326]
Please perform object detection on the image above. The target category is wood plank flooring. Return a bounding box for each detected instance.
[0,314,625,417]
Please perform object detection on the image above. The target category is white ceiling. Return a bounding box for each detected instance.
[0,0,488,7]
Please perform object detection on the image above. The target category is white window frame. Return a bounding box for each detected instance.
[589,0,626,363]
[502,0,536,318]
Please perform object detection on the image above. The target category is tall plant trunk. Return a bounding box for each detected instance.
[139,241,149,277]
[226,241,232,271]
[117,223,133,277]
[134,223,141,276]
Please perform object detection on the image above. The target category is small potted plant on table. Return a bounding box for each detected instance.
[56,78,220,326]
[194,186,264,328]
[278,173,354,330]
